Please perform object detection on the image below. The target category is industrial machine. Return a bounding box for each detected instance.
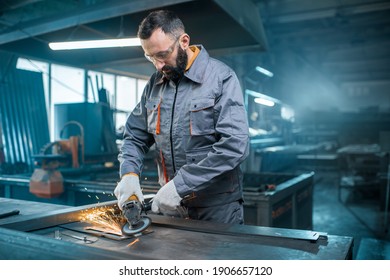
[29,121,84,198]
[27,101,120,200]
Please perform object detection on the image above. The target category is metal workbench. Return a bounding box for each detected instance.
[0,198,353,260]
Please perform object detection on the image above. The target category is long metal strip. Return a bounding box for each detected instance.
[0,200,327,242]
[150,215,327,242]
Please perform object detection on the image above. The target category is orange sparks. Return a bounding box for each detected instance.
[79,205,125,235]
[127,238,139,247]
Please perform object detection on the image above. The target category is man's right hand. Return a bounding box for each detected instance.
[114,174,144,210]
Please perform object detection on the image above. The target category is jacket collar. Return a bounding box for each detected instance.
[184,45,208,84]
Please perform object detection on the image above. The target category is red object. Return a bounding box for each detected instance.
[29,168,64,198]
[267,184,276,191]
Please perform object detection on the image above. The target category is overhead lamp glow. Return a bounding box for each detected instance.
[255,66,274,78]
[245,89,279,107]
[49,37,141,50]
[281,105,295,121]
[254,97,275,107]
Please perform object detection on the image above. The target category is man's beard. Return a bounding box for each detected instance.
[161,47,187,82]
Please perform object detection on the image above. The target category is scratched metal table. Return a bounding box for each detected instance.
[0,198,353,260]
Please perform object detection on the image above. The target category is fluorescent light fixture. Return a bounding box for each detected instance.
[254,97,274,107]
[49,37,141,50]
[255,66,274,77]
[245,89,279,107]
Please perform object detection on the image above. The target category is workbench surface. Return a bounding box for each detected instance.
[0,198,354,260]
[0,197,70,224]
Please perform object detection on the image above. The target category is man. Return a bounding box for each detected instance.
[114,10,249,224]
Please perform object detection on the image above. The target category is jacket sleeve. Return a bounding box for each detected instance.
[118,80,155,178]
[173,69,250,197]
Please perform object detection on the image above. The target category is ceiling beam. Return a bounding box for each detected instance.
[213,0,268,50]
[0,0,196,45]
[0,0,43,12]
[260,0,390,23]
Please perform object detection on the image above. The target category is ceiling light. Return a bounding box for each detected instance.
[254,97,275,107]
[255,66,274,77]
[49,37,141,50]
[245,89,279,107]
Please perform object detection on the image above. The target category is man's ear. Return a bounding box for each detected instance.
[179,33,190,49]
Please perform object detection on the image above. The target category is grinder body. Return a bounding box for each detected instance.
[121,195,151,235]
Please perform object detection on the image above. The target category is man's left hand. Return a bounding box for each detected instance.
[152,180,182,214]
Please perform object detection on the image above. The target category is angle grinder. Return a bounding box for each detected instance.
[121,194,152,236]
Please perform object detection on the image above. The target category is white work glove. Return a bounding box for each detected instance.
[114,174,144,210]
[151,180,182,215]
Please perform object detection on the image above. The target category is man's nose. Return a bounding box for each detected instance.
[154,60,165,70]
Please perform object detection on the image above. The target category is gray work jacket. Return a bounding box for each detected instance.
[119,45,249,207]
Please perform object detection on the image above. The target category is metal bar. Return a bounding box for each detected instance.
[0,175,29,184]
[150,214,327,242]
[0,210,20,219]
[0,199,327,242]
[0,226,143,260]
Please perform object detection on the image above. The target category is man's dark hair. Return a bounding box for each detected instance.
[137,10,185,40]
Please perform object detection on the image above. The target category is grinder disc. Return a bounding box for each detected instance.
[121,216,152,236]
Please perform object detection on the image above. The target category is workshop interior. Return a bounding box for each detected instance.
[0,0,389,260]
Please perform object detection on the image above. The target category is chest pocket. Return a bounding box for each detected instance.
[190,98,215,135]
[145,98,161,134]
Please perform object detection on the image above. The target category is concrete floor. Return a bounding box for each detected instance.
[311,170,390,259]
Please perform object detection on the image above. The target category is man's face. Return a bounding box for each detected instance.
[161,45,187,81]
[141,29,187,80]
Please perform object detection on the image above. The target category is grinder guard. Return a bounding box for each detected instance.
[121,198,152,235]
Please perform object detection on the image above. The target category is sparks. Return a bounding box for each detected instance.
[127,238,139,247]
[79,205,125,235]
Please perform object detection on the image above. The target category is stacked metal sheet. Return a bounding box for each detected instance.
[0,59,50,173]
